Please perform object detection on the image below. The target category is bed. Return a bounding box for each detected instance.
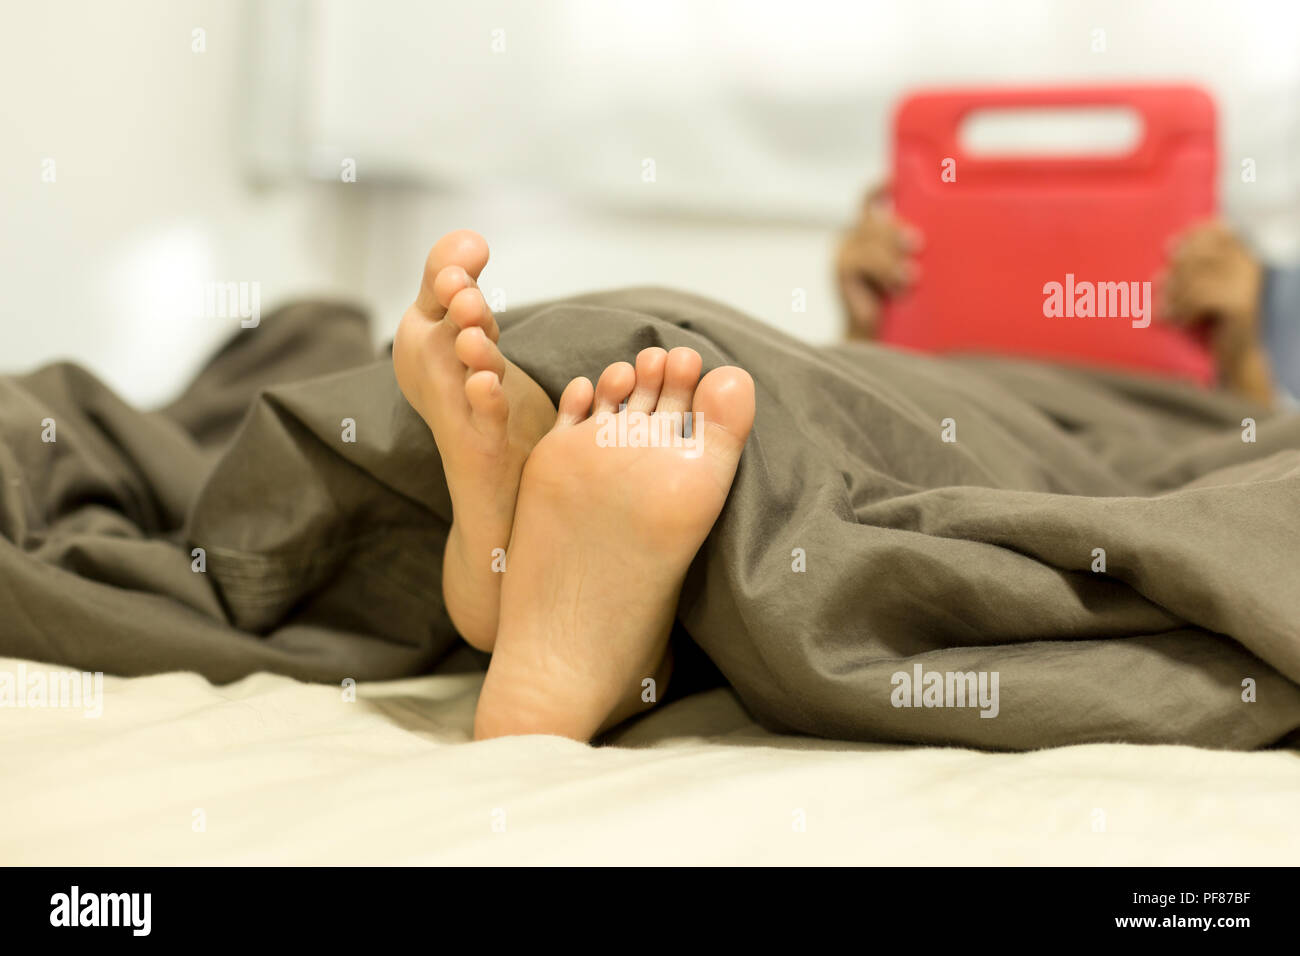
[5,653,1297,866]
[5,292,1300,865]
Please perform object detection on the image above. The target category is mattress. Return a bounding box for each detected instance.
[4,655,1296,865]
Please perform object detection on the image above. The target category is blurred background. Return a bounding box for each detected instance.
[3,0,1298,405]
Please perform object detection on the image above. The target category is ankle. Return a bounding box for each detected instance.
[442,529,503,652]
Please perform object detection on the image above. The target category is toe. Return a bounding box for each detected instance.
[654,347,703,417]
[593,361,637,416]
[692,366,755,447]
[625,347,668,414]
[464,369,509,440]
[556,376,595,427]
[433,265,475,313]
[416,230,489,317]
[455,326,506,380]
[445,286,501,341]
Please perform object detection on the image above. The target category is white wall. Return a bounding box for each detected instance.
[3,0,1298,406]
[0,0,365,405]
[298,0,1300,230]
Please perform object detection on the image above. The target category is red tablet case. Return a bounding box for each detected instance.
[879,85,1217,385]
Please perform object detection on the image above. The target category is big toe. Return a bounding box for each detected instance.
[429,229,489,277]
[693,366,755,450]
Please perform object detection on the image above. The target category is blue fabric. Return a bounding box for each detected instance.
[1262,265,1300,404]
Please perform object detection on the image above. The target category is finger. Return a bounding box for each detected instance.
[863,180,892,212]
[838,236,914,293]
[1165,276,1225,325]
[896,220,924,251]
[1168,219,1234,261]
[842,275,883,339]
[854,214,923,252]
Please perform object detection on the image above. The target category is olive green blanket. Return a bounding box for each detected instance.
[3,290,1297,749]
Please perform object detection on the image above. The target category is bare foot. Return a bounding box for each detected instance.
[393,230,556,651]
[474,346,756,741]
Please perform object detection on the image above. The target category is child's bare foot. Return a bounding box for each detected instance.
[393,230,556,651]
[474,346,756,741]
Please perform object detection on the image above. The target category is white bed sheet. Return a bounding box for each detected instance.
[4,656,1297,865]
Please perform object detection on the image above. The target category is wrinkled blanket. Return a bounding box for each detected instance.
[3,290,1298,749]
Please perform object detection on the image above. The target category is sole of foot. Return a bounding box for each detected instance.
[474,345,755,741]
[392,229,556,652]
